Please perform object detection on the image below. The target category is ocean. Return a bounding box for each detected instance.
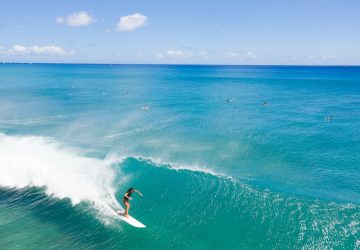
[0,64,359,249]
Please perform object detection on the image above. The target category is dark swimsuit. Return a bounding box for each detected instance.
[123,191,133,203]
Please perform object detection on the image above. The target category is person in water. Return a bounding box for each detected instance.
[121,188,142,217]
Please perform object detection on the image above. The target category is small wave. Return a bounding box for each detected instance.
[0,115,66,125]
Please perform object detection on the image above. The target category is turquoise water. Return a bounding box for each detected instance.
[0,64,359,249]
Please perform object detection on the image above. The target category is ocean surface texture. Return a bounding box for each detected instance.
[0,64,359,249]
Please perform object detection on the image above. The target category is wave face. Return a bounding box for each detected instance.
[1,64,360,249]
[0,134,359,249]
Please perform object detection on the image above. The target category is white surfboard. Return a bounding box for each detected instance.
[116,210,146,228]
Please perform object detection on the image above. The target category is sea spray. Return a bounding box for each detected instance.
[0,133,123,218]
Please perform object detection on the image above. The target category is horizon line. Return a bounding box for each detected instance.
[0,62,359,67]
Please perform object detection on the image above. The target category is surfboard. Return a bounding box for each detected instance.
[116,210,146,228]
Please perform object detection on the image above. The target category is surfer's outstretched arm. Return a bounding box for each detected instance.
[134,190,143,197]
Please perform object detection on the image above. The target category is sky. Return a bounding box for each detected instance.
[0,0,359,65]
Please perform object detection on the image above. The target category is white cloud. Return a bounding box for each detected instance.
[11,45,28,53]
[157,49,193,59]
[245,51,255,59]
[9,45,75,56]
[197,51,210,59]
[56,11,94,27]
[321,54,336,60]
[224,51,256,60]
[117,13,148,31]
[157,50,256,61]
[307,54,337,61]
[224,52,241,59]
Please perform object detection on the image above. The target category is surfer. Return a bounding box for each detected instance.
[325,114,334,121]
[122,188,143,217]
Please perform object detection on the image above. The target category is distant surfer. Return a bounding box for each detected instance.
[141,106,150,110]
[120,188,143,217]
[227,96,234,102]
[325,115,334,121]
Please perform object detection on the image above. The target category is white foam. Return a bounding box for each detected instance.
[128,154,234,181]
[0,133,124,218]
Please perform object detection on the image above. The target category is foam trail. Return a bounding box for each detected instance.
[0,133,123,218]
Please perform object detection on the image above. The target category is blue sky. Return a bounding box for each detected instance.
[0,0,359,65]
